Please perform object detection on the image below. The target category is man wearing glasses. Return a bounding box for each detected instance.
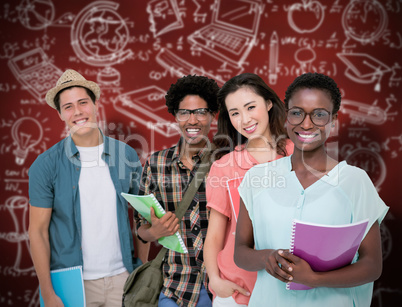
[135,75,220,307]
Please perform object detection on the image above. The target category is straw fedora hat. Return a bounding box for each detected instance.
[45,69,100,109]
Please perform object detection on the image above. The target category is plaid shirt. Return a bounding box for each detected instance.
[136,139,211,307]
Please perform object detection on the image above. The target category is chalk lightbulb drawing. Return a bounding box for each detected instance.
[11,117,43,165]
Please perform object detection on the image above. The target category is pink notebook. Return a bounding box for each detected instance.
[226,177,244,222]
[286,218,369,290]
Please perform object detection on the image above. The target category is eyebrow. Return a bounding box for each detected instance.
[228,101,255,112]
[289,107,329,111]
[61,97,90,108]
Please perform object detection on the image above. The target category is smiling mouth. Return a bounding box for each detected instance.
[296,132,319,141]
[74,119,88,126]
[244,124,257,133]
[186,128,201,136]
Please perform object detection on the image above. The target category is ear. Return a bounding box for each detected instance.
[331,113,338,127]
[58,109,64,121]
[266,100,273,111]
[94,99,99,112]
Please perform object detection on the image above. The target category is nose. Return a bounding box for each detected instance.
[300,114,314,130]
[74,104,83,116]
[241,112,251,125]
[187,112,198,124]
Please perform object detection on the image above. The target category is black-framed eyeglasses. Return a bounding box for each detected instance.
[287,107,331,127]
[176,108,211,121]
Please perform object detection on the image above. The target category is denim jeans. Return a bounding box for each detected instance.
[158,284,212,307]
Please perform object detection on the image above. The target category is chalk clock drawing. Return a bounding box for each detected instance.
[342,0,388,45]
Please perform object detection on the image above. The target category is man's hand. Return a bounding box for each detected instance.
[148,207,180,241]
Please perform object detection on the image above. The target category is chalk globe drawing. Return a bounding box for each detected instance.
[71,1,132,66]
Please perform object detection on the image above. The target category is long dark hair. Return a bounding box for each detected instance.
[213,73,288,160]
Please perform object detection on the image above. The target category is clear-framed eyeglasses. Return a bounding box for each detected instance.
[175,108,211,121]
[287,108,332,127]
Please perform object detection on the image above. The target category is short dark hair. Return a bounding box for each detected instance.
[284,72,341,114]
[165,75,220,115]
[214,73,288,160]
[54,86,96,113]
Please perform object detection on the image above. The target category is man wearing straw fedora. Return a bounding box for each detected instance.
[28,69,144,306]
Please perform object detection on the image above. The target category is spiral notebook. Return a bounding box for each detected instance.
[39,265,85,306]
[286,219,369,290]
[121,192,188,253]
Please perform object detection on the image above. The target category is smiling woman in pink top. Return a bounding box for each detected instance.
[205,73,293,306]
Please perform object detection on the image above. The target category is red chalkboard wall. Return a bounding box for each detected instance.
[0,1,401,306]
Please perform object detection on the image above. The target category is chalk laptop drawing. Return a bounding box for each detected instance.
[187,0,263,68]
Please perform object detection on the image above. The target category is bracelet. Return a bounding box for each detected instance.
[136,232,148,244]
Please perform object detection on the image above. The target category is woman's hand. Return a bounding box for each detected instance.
[209,275,250,298]
[264,249,295,283]
[278,250,316,287]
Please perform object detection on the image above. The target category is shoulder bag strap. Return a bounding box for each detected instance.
[152,146,213,266]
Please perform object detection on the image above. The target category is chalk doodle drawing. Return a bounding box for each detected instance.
[187,0,264,69]
[147,0,184,37]
[287,0,326,34]
[0,0,401,305]
[342,143,387,191]
[71,0,133,93]
[294,46,316,75]
[16,0,75,30]
[71,1,133,67]
[268,31,279,84]
[0,196,33,273]
[337,53,391,92]
[16,0,55,30]
[11,117,43,165]
[8,47,63,102]
[114,85,180,137]
[192,0,208,23]
[342,0,388,45]
[2,109,51,166]
[340,99,388,126]
[155,47,226,86]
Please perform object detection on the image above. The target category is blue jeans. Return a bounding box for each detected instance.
[158,285,212,307]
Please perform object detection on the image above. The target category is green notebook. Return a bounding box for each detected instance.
[121,192,188,253]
